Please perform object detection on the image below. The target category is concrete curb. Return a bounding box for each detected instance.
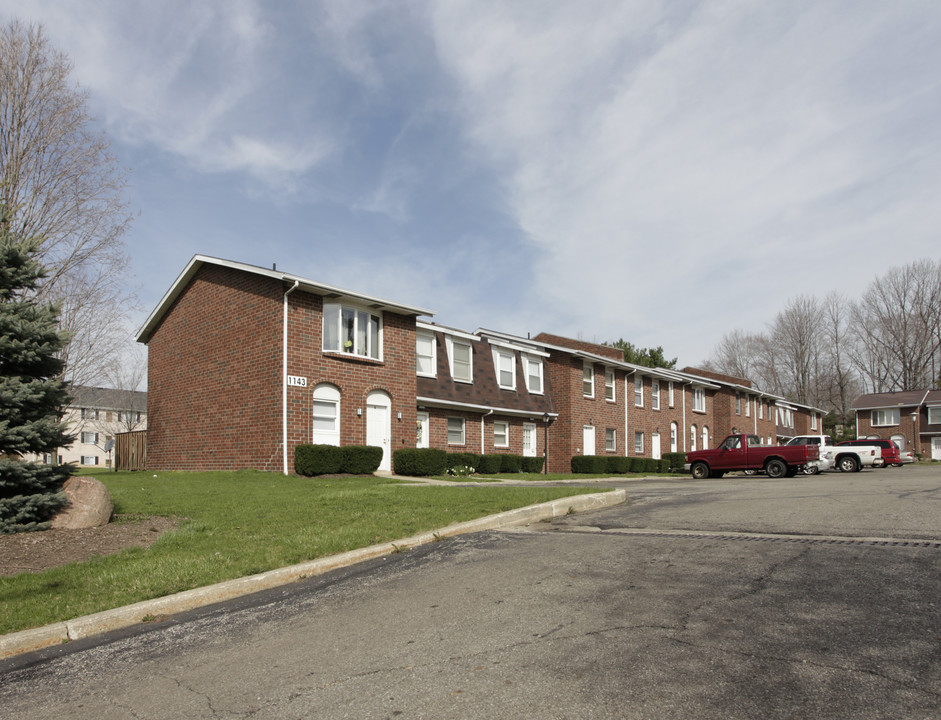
[0,489,626,660]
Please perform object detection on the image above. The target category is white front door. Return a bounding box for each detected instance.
[583,426,596,455]
[651,432,661,460]
[523,423,537,457]
[932,437,941,461]
[416,412,429,449]
[366,391,392,471]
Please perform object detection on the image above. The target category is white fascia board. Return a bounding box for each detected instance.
[418,321,481,342]
[417,396,557,419]
[487,338,551,358]
[137,254,435,343]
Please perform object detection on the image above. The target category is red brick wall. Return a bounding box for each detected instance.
[147,264,282,471]
[146,264,418,471]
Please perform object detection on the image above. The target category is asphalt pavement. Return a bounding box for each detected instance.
[2,465,940,719]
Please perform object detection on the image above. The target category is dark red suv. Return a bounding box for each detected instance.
[836,439,902,467]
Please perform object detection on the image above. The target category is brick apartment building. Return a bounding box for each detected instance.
[852,390,941,461]
[137,255,821,473]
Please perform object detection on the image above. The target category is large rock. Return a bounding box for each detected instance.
[51,476,114,529]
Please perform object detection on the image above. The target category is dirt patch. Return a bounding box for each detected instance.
[0,515,180,576]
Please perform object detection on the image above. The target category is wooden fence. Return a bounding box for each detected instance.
[115,430,147,471]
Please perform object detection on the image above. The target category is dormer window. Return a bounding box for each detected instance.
[416,332,436,377]
[522,355,544,394]
[447,338,473,383]
[323,303,382,359]
[493,348,516,390]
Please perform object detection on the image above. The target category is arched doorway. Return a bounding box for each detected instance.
[366,390,392,471]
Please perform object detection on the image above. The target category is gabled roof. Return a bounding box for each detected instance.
[852,390,941,410]
[136,255,435,343]
[70,386,147,412]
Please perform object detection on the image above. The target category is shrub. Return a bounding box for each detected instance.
[571,455,609,474]
[341,445,383,474]
[606,456,630,474]
[522,456,545,473]
[663,452,686,471]
[392,448,447,477]
[500,454,523,473]
[446,452,480,473]
[658,459,671,473]
[295,444,344,476]
[477,454,503,475]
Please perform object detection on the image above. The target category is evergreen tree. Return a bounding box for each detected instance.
[0,207,75,533]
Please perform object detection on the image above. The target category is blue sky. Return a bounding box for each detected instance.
[4,1,941,367]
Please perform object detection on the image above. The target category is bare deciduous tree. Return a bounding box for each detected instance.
[0,19,134,386]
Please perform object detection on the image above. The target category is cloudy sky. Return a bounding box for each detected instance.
[4,0,940,367]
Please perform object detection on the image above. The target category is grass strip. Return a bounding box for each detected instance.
[0,470,600,634]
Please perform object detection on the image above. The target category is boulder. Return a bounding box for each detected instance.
[51,476,114,529]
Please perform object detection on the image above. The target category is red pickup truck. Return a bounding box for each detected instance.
[688,434,820,479]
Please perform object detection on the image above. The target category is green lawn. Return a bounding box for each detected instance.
[0,470,601,635]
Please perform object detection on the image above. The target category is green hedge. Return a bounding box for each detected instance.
[522,456,545,473]
[341,445,384,474]
[446,452,481,472]
[392,448,447,477]
[571,455,609,474]
[606,456,631,473]
[500,454,523,473]
[477,454,503,474]
[295,444,343,476]
[662,452,686,471]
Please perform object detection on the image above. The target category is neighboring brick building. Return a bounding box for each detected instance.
[852,390,941,460]
[139,255,822,473]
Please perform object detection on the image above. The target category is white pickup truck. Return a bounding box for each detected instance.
[786,435,884,473]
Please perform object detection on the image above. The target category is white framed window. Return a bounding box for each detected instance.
[605,369,616,401]
[651,380,660,410]
[776,406,794,428]
[811,413,818,430]
[523,355,544,394]
[690,424,698,452]
[493,420,509,447]
[745,396,751,417]
[606,428,617,452]
[81,408,99,420]
[928,407,941,425]
[583,363,595,398]
[692,388,706,413]
[735,392,742,415]
[447,338,473,383]
[323,303,382,359]
[759,400,764,419]
[312,384,341,446]
[82,456,98,466]
[81,432,98,445]
[702,426,709,450]
[493,349,516,390]
[448,417,465,445]
[670,422,678,452]
[416,332,436,377]
[668,381,675,408]
[634,431,644,454]
[634,377,644,407]
[871,408,900,427]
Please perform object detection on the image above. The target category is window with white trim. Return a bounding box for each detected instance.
[81,432,98,445]
[811,413,818,430]
[735,392,741,415]
[692,388,706,413]
[583,363,594,398]
[493,349,516,390]
[670,422,678,452]
[634,431,644,454]
[447,338,473,383]
[690,424,698,452]
[493,420,509,447]
[523,355,544,394]
[928,407,941,425]
[82,456,99,466]
[323,303,382,359]
[81,408,99,420]
[416,332,436,377]
[606,428,616,452]
[312,384,341,446]
[634,377,644,407]
[759,400,764,419]
[605,369,616,401]
[745,396,751,417]
[668,381,675,408]
[702,426,709,450]
[871,408,900,427]
[448,417,465,445]
[651,380,660,410]
[776,406,794,428]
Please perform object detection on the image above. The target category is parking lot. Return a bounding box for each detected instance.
[2,465,940,719]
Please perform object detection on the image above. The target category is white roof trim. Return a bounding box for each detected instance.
[137,255,435,343]
[417,396,557,419]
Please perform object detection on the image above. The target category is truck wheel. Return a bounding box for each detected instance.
[837,455,859,473]
[765,459,787,478]
[690,462,710,480]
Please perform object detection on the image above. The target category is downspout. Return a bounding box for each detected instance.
[682,383,689,452]
[282,280,299,475]
[625,370,635,457]
[481,409,494,455]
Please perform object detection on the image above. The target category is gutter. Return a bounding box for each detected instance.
[282,280,299,475]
